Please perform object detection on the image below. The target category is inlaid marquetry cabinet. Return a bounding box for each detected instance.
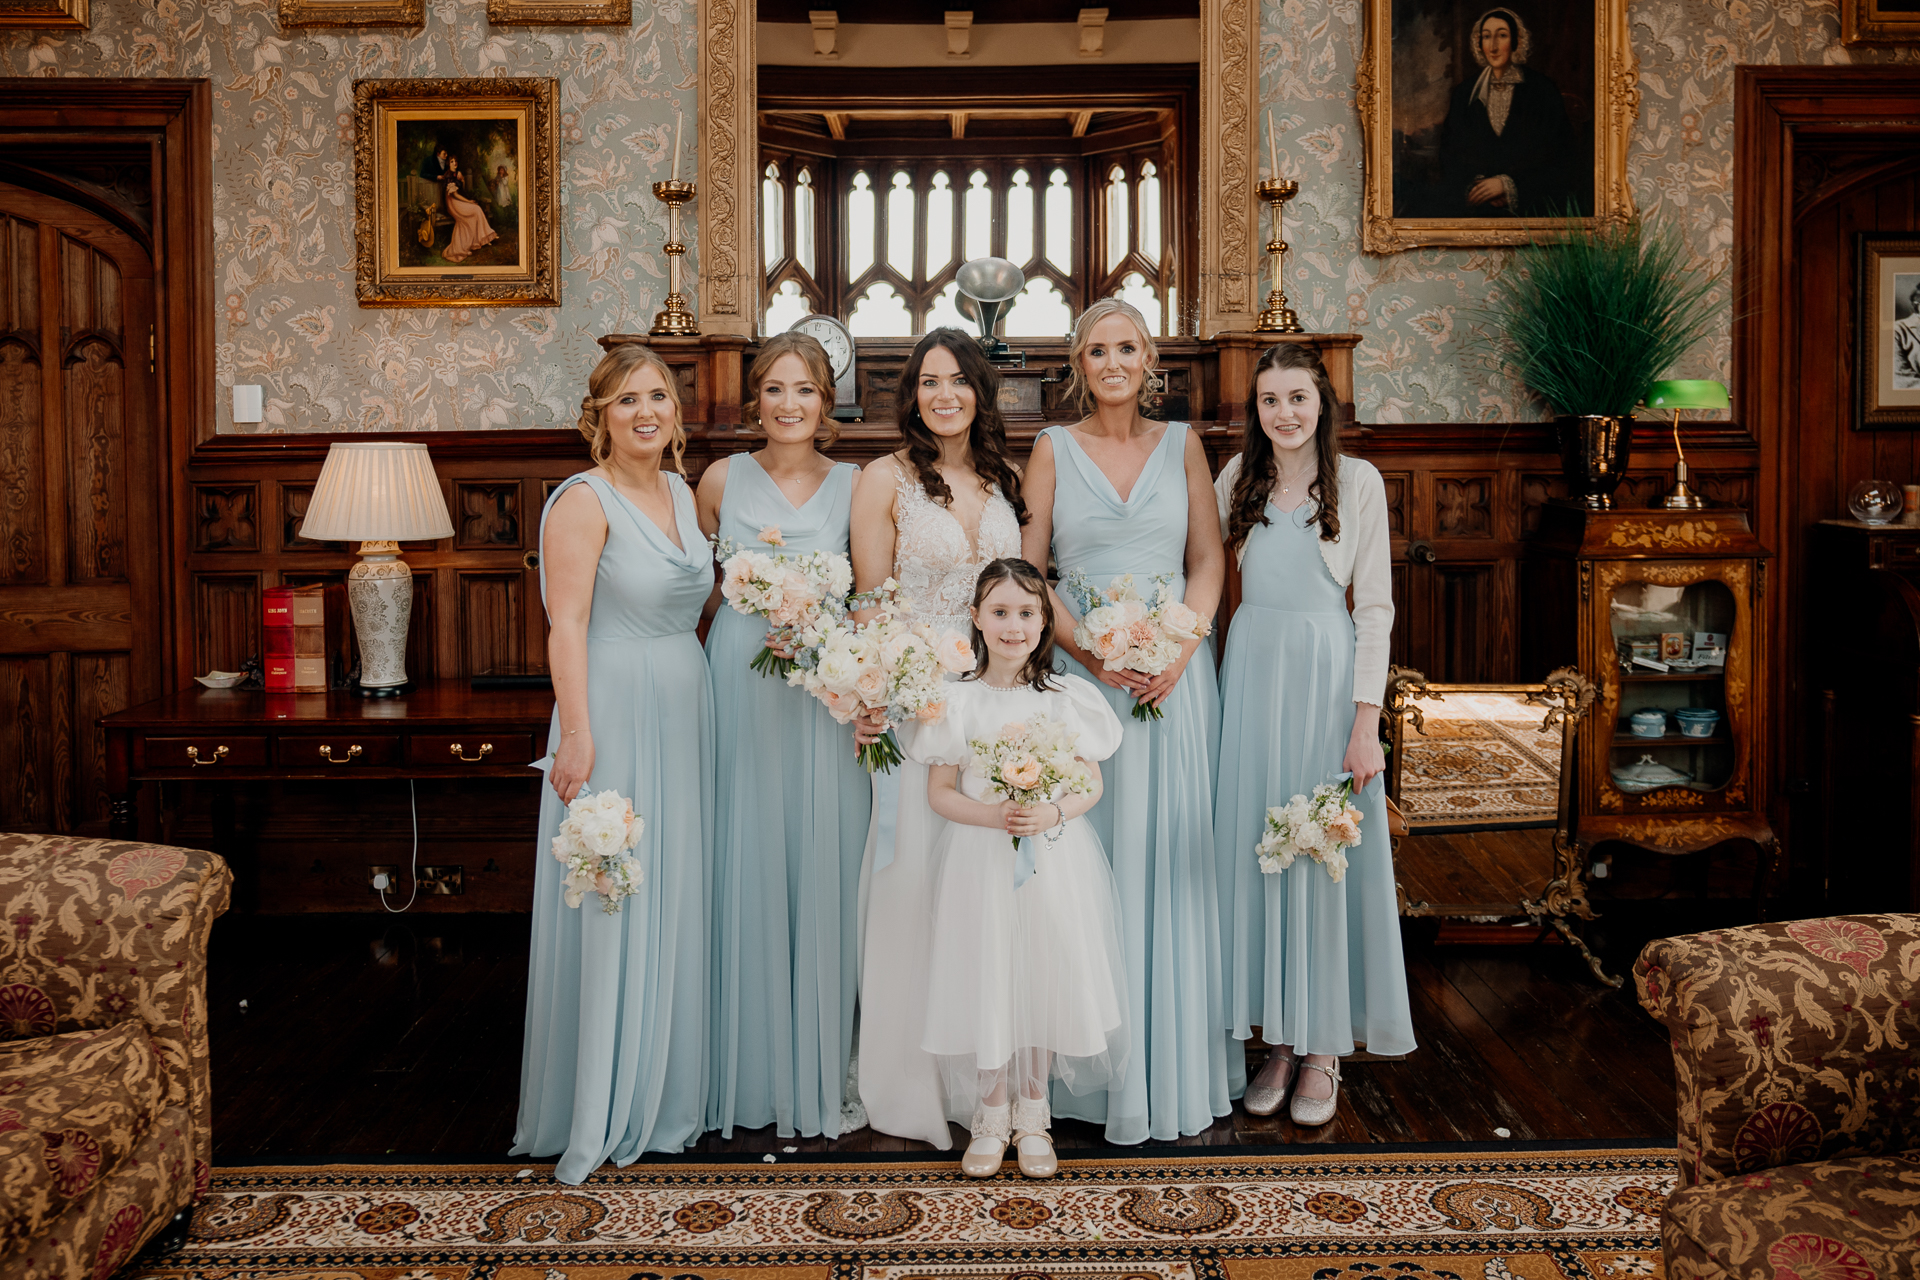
[1522,501,1778,903]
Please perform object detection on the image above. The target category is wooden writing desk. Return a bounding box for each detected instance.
[103,681,556,841]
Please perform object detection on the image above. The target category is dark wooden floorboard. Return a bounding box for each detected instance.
[202,895,1711,1163]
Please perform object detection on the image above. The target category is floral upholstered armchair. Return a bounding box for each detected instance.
[1635,914,1920,1280]
[0,834,230,1280]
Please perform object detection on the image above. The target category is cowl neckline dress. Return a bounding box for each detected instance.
[513,470,714,1183]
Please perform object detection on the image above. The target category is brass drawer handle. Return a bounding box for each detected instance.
[320,744,363,764]
[186,745,228,767]
[449,742,494,763]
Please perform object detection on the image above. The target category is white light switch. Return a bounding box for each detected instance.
[232,384,264,424]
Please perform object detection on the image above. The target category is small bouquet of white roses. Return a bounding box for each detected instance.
[787,579,974,772]
[712,525,855,678]
[1255,775,1363,884]
[1060,571,1212,720]
[968,714,1095,851]
[552,789,646,913]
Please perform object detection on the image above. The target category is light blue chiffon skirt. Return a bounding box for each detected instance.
[706,607,870,1138]
[1048,650,1235,1143]
[1213,603,1416,1060]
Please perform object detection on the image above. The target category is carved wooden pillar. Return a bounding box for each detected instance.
[696,0,758,338]
[1197,0,1258,339]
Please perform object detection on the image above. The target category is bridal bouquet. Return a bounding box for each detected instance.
[1255,776,1363,883]
[787,580,974,771]
[1060,571,1212,720]
[968,714,1094,850]
[552,789,646,913]
[712,526,855,678]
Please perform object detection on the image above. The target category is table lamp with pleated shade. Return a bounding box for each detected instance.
[297,442,455,695]
[1645,379,1729,511]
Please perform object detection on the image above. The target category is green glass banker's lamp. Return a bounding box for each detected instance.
[1644,379,1729,511]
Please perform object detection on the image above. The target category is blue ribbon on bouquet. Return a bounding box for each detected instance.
[871,769,902,874]
[1013,835,1038,891]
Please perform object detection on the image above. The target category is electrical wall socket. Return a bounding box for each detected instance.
[367,864,398,893]
[418,865,465,895]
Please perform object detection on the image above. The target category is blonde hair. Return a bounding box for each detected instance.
[743,331,840,446]
[1064,296,1161,414]
[577,344,687,474]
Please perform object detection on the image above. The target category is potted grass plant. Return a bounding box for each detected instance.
[1478,212,1724,508]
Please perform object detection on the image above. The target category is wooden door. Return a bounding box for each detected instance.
[0,181,159,832]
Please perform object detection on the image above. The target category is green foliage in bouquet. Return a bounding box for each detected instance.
[1475,211,1725,418]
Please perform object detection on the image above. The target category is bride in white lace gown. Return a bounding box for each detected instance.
[848,329,1026,1147]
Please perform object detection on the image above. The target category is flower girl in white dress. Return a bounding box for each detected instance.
[907,557,1129,1179]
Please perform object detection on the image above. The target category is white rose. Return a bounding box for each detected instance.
[816,648,861,694]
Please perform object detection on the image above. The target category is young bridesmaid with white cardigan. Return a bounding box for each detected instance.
[1211,343,1416,1127]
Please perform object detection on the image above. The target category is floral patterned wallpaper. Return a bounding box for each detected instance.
[3,0,1913,427]
[1,0,697,432]
[1263,0,1915,421]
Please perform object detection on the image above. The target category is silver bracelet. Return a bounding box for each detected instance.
[1043,802,1066,848]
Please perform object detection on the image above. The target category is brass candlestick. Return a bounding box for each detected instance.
[1255,177,1303,334]
[650,180,699,337]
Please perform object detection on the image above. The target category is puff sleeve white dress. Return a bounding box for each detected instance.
[906,674,1130,1120]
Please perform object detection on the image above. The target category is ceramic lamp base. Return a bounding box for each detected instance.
[346,542,414,691]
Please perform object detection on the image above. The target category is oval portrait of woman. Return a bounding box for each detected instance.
[1390,3,1593,220]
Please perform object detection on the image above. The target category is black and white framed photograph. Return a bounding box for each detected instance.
[1855,234,1920,429]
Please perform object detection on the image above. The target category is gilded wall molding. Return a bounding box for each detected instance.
[699,0,1247,339]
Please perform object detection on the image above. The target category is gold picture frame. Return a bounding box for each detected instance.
[1853,234,1920,431]
[487,0,631,25]
[0,0,89,29]
[1356,0,1637,253]
[278,0,422,28]
[1842,0,1920,45]
[352,78,560,308]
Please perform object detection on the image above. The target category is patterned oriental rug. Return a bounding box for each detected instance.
[1396,692,1564,832]
[129,1145,1676,1280]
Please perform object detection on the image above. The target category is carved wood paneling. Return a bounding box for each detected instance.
[194,484,258,552]
[407,570,436,683]
[459,571,524,677]
[63,234,127,584]
[70,651,127,824]
[1380,473,1409,539]
[1520,473,1568,538]
[0,214,44,587]
[455,482,522,550]
[1435,475,1494,538]
[194,572,260,677]
[281,482,345,551]
[0,655,51,829]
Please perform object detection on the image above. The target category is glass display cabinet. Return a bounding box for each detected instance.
[1522,501,1777,912]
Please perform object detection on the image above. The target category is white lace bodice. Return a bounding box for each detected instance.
[891,462,1022,636]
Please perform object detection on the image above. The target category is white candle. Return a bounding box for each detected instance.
[1266,108,1279,178]
[671,108,683,182]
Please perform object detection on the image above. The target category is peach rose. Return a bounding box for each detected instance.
[1159,601,1204,639]
[935,633,976,673]
[1001,755,1043,790]
[920,699,947,724]
[757,525,786,546]
[1326,815,1361,845]
[1090,627,1130,662]
[854,667,889,701]
[1000,721,1032,742]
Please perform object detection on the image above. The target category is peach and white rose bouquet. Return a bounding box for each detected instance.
[967,713,1095,850]
[1061,571,1212,720]
[552,789,646,913]
[1255,776,1363,883]
[712,526,856,677]
[787,580,974,772]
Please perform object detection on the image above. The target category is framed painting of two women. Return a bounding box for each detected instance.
[1356,0,1636,252]
[353,78,561,307]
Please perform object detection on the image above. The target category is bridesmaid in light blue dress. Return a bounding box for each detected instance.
[1022,298,1234,1144]
[697,333,870,1139]
[1213,343,1414,1129]
[515,344,712,1183]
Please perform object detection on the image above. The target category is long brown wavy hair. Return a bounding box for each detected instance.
[964,557,1060,692]
[897,328,1028,526]
[577,343,687,475]
[1227,343,1342,549]
[742,331,840,446]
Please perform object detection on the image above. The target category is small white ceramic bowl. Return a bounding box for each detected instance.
[195,671,247,689]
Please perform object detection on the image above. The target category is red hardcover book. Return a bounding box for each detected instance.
[263,586,295,629]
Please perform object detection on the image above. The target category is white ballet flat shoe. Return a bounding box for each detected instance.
[1011,1097,1056,1178]
[1289,1058,1341,1127]
[1243,1050,1296,1117]
[962,1104,1011,1178]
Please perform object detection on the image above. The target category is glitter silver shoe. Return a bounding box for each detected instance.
[1243,1050,1296,1117]
[1289,1058,1341,1127]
